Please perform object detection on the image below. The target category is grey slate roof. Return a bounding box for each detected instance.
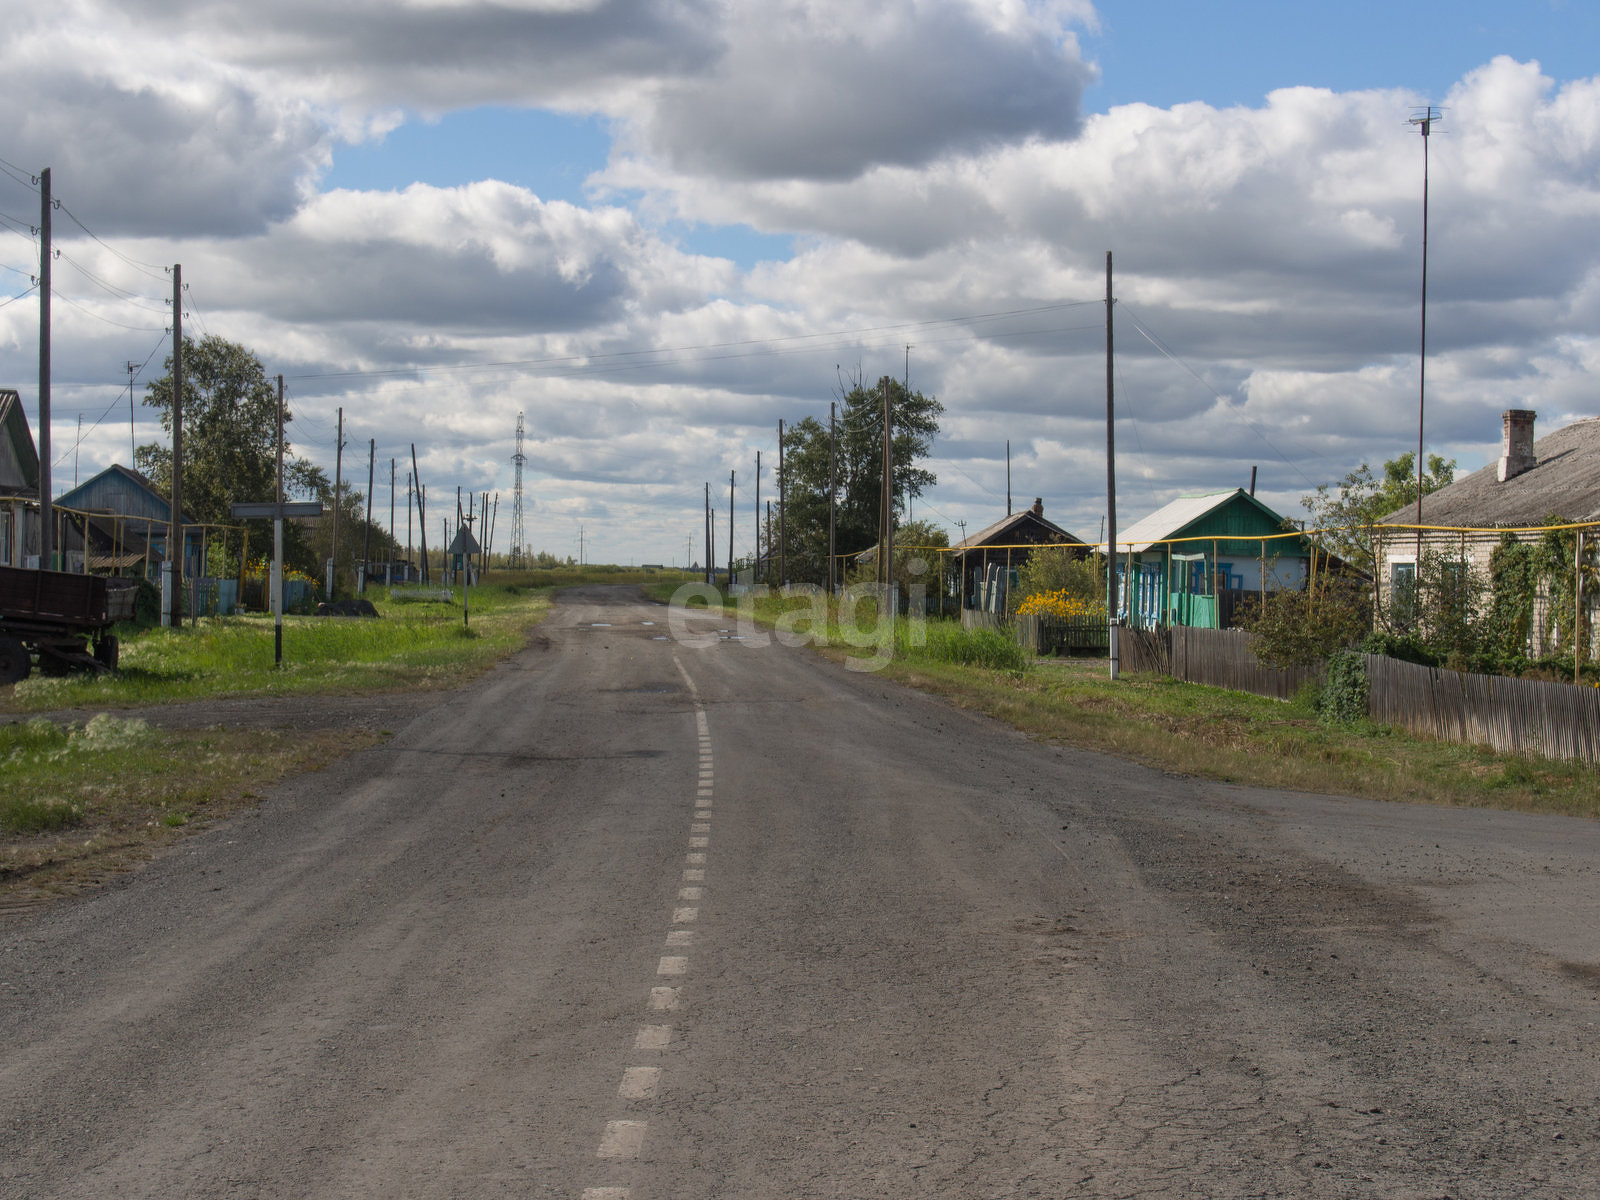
[1380,417,1600,527]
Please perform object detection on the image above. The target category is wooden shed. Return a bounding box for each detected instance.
[53,464,201,578]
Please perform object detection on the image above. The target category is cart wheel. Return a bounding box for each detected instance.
[0,635,30,685]
[94,635,120,671]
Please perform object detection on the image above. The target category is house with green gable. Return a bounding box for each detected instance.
[1115,488,1314,629]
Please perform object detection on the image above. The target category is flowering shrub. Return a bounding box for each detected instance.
[1016,589,1106,620]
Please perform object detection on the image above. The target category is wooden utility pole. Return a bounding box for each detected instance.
[828,402,837,594]
[361,438,374,593]
[778,418,787,586]
[274,374,284,666]
[728,469,735,586]
[37,167,52,572]
[388,458,396,584]
[168,262,183,626]
[330,408,343,599]
[410,443,428,585]
[880,377,893,592]
[1106,251,1119,679]
[755,449,761,580]
[704,482,711,585]
[1006,440,1012,515]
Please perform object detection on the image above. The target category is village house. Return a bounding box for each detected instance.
[1378,408,1600,652]
[0,389,41,567]
[1115,488,1314,629]
[951,499,1085,612]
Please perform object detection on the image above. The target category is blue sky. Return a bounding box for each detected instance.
[2,0,1599,564]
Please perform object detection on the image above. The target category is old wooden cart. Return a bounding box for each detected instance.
[0,566,139,683]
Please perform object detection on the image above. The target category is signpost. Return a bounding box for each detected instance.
[230,499,323,666]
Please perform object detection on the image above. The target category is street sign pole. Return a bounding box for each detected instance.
[231,500,324,666]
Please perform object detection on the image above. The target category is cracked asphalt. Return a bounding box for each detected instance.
[2,585,1597,1197]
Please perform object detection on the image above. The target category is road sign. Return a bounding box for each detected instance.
[229,501,324,519]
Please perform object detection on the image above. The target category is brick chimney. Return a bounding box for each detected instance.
[1030,497,1043,517]
[1497,409,1537,482]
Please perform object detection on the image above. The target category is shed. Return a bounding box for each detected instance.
[951,499,1085,611]
[53,464,201,577]
[1116,488,1310,629]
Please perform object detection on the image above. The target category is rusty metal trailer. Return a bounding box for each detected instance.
[0,565,138,684]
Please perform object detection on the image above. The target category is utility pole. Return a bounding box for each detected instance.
[880,377,893,592]
[828,401,837,595]
[361,437,374,593]
[126,360,138,464]
[727,469,735,587]
[1006,440,1012,516]
[38,167,52,573]
[704,482,711,585]
[330,407,343,599]
[1105,251,1119,680]
[388,458,396,584]
[274,374,285,666]
[778,418,787,586]
[168,262,183,627]
[411,445,428,585]
[406,471,413,578]
[755,448,761,580]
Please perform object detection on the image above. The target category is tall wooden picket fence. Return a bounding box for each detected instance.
[1166,626,1320,701]
[1365,655,1600,764]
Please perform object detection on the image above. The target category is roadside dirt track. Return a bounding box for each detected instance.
[2,586,1596,1198]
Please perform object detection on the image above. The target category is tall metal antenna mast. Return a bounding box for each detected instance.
[510,411,526,569]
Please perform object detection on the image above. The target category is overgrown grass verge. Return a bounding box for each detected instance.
[0,715,375,903]
[656,585,1600,820]
[0,584,552,714]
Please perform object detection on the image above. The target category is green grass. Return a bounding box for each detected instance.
[1,582,552,713]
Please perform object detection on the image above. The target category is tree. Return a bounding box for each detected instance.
[137,335,328,575]
[1302,450,1455,579]
[777,374,943,585]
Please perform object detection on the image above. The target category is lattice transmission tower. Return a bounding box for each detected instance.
[509,411,526,569]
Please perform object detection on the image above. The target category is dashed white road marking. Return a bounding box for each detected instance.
[666,930,693,947]
[597,1121,647,1160]
[683,868,705,882]
[685,852,706,865]
[582,1188,630,1200]
[689,836,709,848]
[657,955,688,975]
[691,822,711,833]
[672,906,698,923]
[634,1025,672,1050]
[649,986,681,1011]
[619,1067,661,1100]
[678,887,703,901]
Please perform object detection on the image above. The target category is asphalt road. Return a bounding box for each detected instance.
[3,585,1597,1198]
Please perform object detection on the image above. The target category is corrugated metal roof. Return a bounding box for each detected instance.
[1117,489,1244,552]
[1380,416,1600,527]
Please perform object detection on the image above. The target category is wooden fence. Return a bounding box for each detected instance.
[1166,626,1321,701]
[1365,655,1600,764]
[1015,615,1109,655]
[1117,625,1171,675]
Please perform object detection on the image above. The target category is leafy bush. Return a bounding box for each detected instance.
[904,620,1029,672]
[1318,650,1370,726]
[1237,576,1371,668]
[1358,630,1437,667]
[1015,546,1101,611]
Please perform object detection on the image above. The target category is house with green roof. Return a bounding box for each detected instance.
[1115,488,1313,629]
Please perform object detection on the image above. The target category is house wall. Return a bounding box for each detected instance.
[1377,526,1598,659]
